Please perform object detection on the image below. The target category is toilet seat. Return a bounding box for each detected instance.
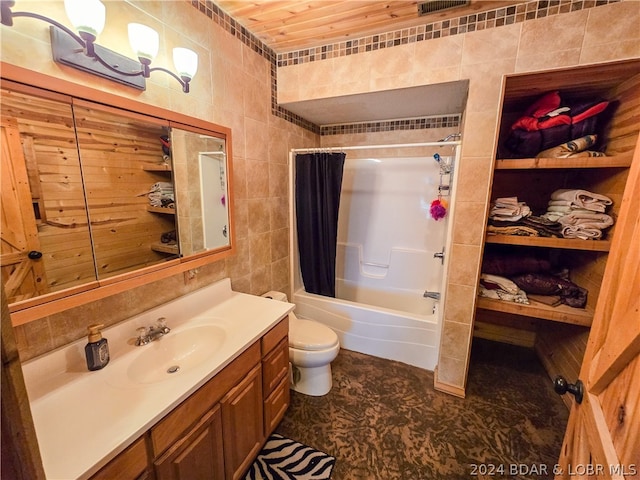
[289,319,339,351]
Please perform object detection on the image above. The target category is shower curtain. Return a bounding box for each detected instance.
[295,152,346,297]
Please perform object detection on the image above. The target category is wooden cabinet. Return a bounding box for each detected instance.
[476,59,640,399]
[89,318,290,480]
[261,316,290,435]
[89,436,149,480]
[222,365,265,480]
[155,406,225,480]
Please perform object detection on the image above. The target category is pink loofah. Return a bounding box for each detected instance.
[430,198,448,220]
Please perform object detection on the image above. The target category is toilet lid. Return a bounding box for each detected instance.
[289,319,339,351]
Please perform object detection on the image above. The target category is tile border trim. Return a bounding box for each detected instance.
[192,0,621,134]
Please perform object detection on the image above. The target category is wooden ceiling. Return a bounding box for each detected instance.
[215,1,526,53]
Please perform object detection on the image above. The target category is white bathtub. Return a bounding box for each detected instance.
[292,282,440,371]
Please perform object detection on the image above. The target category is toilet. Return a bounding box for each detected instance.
[262,291,340,396]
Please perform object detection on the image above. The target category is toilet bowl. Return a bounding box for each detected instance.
[262,291,340,396]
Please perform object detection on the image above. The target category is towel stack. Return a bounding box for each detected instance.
[542,189,613,240]
[489,197,531,222]
[149,182,175,208]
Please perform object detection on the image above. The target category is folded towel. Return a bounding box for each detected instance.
[550,189,612,213]
[546,205,572,214]
[479,274,529,304]
[561,226,604,240]
[557,211,614,229]
[148,182,175,207]
[489,197,531,222]
[547,200,572,207]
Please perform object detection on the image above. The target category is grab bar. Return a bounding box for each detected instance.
[360,261,389,269]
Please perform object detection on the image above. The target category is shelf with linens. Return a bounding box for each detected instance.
[474,59,640,407]
[477,60,640,330]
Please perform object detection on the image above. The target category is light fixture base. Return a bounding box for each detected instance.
[50,25,146,90]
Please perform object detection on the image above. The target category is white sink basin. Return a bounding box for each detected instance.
[127,325,226,384]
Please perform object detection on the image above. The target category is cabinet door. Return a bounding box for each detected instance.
[264,374,290,436]
[262,337,289,397]
[221,364,264,480]
[155,406,225,480]
[90,436,149,480]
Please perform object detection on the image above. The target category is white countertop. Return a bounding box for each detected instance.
[21,279,294,480]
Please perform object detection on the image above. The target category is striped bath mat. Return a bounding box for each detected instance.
[245,433,335,480]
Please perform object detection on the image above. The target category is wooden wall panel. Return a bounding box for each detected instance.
[535,323,590,409]
[0,88,96,294]
[604,72,640,156]
[72,105,176,278]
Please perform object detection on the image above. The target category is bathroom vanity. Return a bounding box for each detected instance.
[21,279,293,480]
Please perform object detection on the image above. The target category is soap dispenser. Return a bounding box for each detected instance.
[85,324,110,371]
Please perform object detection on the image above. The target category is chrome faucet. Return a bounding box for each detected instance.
[423,291,440,300]
[434,247,445,265]
[135,317,171,346]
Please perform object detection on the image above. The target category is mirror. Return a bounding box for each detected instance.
[1,87,96,299]
[170,129,229,256]
[0,80,233,309]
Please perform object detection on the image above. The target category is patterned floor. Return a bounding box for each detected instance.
[275,339,569,480]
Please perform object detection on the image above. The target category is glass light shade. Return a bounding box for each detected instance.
[173,48,198,80]
[64,0,105,37]
[128,23,159,62]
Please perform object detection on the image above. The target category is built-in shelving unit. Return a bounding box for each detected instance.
[150,242,178,254]
[474,59,640,395]
[494,154,633,170]
[143,164,172,172]
[147,206,175,215]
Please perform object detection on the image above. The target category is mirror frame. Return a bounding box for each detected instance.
[1,63,236,326]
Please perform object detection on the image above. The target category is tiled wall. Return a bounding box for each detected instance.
[276,0,640,394]
[2,1,317,361]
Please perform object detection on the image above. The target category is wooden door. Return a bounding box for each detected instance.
[0,118,48,303]
[155,406,225,480]
[556,142,640,477]
[222,365,264,480]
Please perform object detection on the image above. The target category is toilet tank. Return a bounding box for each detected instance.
[261,291,288,302]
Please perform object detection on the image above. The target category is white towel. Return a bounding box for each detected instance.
[557,211,613,229]
[479,274,529,304]
[550,189,612,213]
[561,226,603,240]
[489,197,531,222]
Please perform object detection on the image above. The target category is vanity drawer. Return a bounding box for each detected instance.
[264,374,290,435]
[150,341,260,456]
[261,316,289,355]
[90,435,148,480]
[262,337,289,398]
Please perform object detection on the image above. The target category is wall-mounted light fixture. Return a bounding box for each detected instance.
[0,0,198,93]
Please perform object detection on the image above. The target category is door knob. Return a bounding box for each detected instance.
[553,375,584,404]
[28,250,43,259]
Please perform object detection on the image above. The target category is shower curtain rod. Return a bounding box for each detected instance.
[290,140,460,153]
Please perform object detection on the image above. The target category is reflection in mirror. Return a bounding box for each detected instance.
[72,103,179,279]
[1,78,234,313]
[0,87,96,303]
[171,129,229,256]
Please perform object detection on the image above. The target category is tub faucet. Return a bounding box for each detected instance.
[135,317,171,346]
[434,247,445,265]
[423,291,440,300]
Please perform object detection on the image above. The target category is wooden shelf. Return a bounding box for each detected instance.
[485,234,612,252]
[143,164,172,172]
[476,296,593,327]
[147,206,175,214]
[494,154,632,170]
[151,242,178,254]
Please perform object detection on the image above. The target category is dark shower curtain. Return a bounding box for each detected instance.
[295,152,346,297]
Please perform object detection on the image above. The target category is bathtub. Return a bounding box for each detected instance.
[292,281,440,371]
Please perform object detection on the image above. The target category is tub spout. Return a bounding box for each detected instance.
[423,291,440,300]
